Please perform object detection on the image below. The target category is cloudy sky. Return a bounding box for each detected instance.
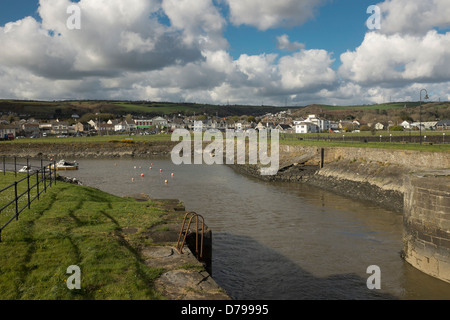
[0,0,449,106]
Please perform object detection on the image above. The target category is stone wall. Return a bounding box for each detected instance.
[403,170,450,283]
[280,145,450,170]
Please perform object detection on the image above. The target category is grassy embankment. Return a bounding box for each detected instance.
[0,172,175,300]
[5,131,450,153]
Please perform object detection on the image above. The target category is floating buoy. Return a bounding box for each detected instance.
[141,173,145,177]
[134,166,137,169]
[149,167,152,170]
[165,180,168,184]
[132,178,135,182]
[171,173,174,177]
[151,163,154,166]
[160,169,163,173]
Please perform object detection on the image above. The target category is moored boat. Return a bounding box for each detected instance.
[51,160,79,171]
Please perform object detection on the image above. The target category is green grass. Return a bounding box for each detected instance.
[279,136,450,153]
[0,180,170,300]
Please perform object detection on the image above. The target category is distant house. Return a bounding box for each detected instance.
[295,122,319,134]
[98,123,115,134]
[73,122,85,133]
[22,123,40,136]
[0,125,16,139]
[135,119,153,129]
[401,121,411,130]
[275,124,294,133]
[152,116,168,128]
[437,120,450,130]
[51,121,69,135]
[115,120,136,132]
[374,122,385,130]
[255,122,267,131]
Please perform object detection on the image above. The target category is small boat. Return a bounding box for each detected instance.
[51,160,79,171]
[18,166,34,173]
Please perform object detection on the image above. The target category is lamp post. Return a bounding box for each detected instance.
[419,89,429,144]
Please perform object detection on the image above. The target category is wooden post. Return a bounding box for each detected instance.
[320,148,325,169]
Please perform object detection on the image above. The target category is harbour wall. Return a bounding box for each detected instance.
[403,170,450,283]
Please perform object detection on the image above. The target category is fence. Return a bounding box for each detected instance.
[280,132,449,145]
[0,157,57,242]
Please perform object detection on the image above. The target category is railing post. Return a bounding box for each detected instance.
[43,166,47,193]
[49,163,52,188]
[2,156,5,175]
[14,182,18,221]
[27,172,31,210]
[36,170,40,200]
[14,157,17,177]
[54,161,57,185]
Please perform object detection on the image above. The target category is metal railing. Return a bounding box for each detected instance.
[0,157,57,242]
[176,212,206,261]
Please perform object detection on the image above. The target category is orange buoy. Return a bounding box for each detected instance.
[141,173,145,177]
[165,180,168,184]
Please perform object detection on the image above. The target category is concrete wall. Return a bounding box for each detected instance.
[280,145,450,170]
[403,170,450,283]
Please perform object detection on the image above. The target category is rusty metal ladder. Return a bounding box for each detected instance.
[176,212,205,260]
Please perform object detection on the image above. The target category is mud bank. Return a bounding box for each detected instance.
[231,159,407,213]
[231,145,449,213]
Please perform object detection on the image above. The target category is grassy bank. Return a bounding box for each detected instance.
[0,177,174,300]
[2,131,449,154]
[279,138,450,153]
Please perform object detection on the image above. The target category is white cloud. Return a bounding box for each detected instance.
[278,50,336,93]
[225,0,325,30]
[161,0,228,50]
[339,31,450,86]
[378,0,450,35]
[0,0,203,81]
[276,34,305,52]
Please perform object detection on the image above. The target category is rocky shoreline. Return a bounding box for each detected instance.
[231,160,406,213]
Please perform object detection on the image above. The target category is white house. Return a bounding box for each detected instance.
[301,115,331,133]
[295,122,320,134]
[115,120,136,132]
[374,122,385,130]
[152,116,168,128]
[401,121,411,130]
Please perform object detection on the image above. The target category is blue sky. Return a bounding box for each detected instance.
[0,0,449,105]
[0,0,372,68]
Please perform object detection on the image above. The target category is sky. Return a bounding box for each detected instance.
[0,0,449,106]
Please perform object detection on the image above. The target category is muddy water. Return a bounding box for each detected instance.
[58,158,450,300]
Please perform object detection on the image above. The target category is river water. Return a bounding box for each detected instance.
[59,158,450,300]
